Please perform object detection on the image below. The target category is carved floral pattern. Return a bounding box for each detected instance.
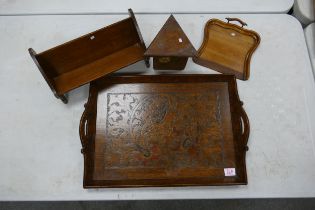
[105,92,224,169]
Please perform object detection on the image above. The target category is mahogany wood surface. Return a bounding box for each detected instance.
[193,18,260,80]
[80,74,249,188]
[28,9,149,103]
[144,15,196,70]
[152,56,188,70]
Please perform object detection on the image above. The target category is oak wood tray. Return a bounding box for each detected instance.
[29,9,149,104]
[193,18,260,80]
[80,74,250,188]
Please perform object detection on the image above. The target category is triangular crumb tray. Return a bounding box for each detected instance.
[144,15,196,57]
[193,18,260,80]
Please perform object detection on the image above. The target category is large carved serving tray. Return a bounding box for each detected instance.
[80,74,250,188]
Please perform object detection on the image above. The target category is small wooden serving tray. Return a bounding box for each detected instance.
[193,18,260,80]
[80,74,250,188]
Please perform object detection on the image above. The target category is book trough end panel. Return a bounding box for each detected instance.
[193,18,260,80]
[79,74,250,188]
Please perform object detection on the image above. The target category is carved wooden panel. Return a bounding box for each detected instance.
[80,74,249,188]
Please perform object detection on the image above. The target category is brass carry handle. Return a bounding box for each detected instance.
[239,102,250,151]
[79,103,90,154]
[226,18,248,28]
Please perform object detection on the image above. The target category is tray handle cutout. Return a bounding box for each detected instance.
[239,101,250,151]
[226,18,248,28]
[79,103,91,154]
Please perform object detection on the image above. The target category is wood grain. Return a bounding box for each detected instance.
[80,74,250,188]
[193,18,260,80]
[28,9,149,103]
[144,15,196,70]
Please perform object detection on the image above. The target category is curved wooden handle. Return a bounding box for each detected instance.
[79,103,90,154]
[239,104,250,151]
[226,18,248,27]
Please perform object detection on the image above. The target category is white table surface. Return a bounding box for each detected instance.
[293,0,314,26]
[1,14,315,200]
[0,0,294,15]
[305,23,315,76]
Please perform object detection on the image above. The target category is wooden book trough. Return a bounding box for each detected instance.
[29,9,149,103]
[144,15,196,70]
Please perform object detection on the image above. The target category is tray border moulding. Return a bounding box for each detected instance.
[29,9,149,103]
[193,18,260,80]
[79,74,250,188]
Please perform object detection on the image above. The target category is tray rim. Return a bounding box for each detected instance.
[79,74,250,188]
[193,18,261,80]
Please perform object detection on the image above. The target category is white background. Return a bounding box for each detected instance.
[0,14,315,200]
